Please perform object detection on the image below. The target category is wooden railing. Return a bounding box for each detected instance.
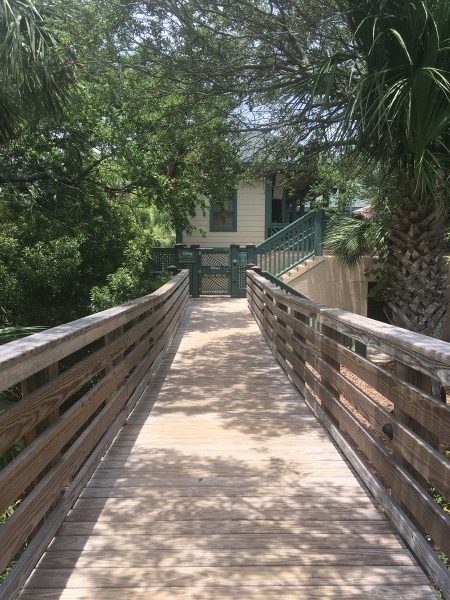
[0,270,189,598]
[247,268,450,596]
[267,222,289,237]
[256,210,324,276]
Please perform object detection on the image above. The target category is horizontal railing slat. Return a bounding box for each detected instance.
[0,272,187,392]
[0,271,189,585]
[246,268,450,594]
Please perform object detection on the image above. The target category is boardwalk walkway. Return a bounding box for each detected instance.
[20,298,436,599]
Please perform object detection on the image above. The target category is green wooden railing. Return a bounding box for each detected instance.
[268,222,289,237]
[256,209,324,276]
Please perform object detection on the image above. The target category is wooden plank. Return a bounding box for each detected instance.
[79,487,369,499]
[48,532,405,552]
[65,505,384,523]
[57,519,396,537]
[0,289,188,600]
[22,566,430,589]
[18,586,438,600]
[0,287,188,575]
[0,271,188,391]
[38,548,415,568]
[270,303,449,442]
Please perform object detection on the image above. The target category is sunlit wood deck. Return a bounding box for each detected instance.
[20,298,436,599]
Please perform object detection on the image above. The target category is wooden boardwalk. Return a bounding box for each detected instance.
[20,298,436,599]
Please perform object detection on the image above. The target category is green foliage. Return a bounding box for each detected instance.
[89,209,173,312]
[343,0,450,200]
[0,0,74,142]
[90,270,170,313]
[0,0,238,329]
[325,216,385,267]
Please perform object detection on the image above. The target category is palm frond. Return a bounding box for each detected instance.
[0,0,74,142]
[325,215,383,267]
[342,0,450,199]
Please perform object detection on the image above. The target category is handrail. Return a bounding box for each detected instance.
[247,268,450,596]
[0,271,189,597]
[255,209,324,276]
[261,270,308,299]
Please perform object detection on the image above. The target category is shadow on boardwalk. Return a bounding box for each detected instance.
[20,298,435,599]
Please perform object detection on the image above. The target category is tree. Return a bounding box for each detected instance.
[0,0,240,328]
[335,0,449,336]
[133,0,354,163]
[0,0,74,142]
[142,0,449,337]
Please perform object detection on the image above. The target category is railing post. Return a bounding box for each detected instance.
[314,209,325,256]
[246,244,256,266]
[230,244,239,298]
[319,323,341,426]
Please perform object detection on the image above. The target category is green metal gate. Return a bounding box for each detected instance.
[151,244,256,298]
[199,248,230,295]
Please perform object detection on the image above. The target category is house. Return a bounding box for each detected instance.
[179,175,309,248]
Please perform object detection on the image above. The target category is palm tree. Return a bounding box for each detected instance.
[338,0,450,337]
[0,0,73,142]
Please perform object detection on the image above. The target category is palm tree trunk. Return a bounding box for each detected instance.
[384,202,448,338]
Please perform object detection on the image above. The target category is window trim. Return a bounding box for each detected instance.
[209,195,238,232]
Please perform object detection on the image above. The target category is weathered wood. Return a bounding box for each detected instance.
[284,330,450,497]
[47,532,405,551]
[0,340,173,600]
[273,320,450,554]
[269,303,449,442]
[0,271,188,391]
[0,272,188,594]
[267,335,449,596]
[247,269,450,596]
[249,269,450,384]
[17,295,437,600]
[17,586,438,600]
[0,308,164,455]
[0,284,187,515]
[21,565,431,589]
[39,547,415,568]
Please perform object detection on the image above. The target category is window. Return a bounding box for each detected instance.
[209,195,237,232]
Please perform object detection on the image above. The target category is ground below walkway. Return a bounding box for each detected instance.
[20,298,436,599]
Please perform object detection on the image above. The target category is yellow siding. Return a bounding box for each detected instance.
[182,182,265,247]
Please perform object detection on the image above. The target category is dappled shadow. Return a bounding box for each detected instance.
[20,298,434,599]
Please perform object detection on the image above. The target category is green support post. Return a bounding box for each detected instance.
[246,244,256,266]
[314,209,325,256]
[264,177,273,239]
[190,244,201,298]
[230,244,239,298]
